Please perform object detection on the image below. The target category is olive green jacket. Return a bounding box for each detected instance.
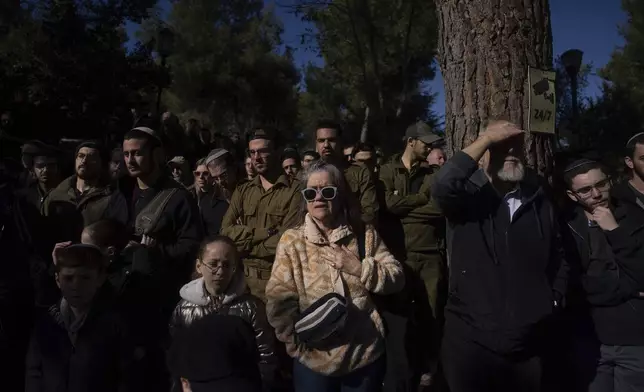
[378,155,444,254]
[221,174,302,261]
[343,163,379,225]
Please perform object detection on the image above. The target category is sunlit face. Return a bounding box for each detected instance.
[33,155,59,185]
[193,164,210,191]
[626,143,644,181]
[75,147,101,180]
[282,158,300,179]
[567,168,611,211]
[427,148,445,166]
[123,138,154,178]
[305,171,338,223]
[248,138,273,175]
[196,241,237,295]
[56,266,104,309]
[408,138,430,161]
[316,128,341,159]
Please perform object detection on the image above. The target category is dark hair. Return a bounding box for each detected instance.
[563,159,606,188]
[55,245,105,272]
[124,129,162,150]
[625,133,644,158]
[302,150,320,160]
[281,149,300,163]
[82,220,129,251]
[351,142,375,158]
[315,120,342,136]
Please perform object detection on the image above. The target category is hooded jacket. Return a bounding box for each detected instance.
[43,175,128,242]
[432,151,568,355]
[169,272,278,388]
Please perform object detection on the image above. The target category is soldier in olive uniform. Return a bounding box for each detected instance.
[314,120,379,225]
[379,122,447,390]
[221,128,301,302]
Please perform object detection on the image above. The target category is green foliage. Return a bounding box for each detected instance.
[290,0,439,147]
[0,0,159,130]
[603,0,644,117]
[155,0,300,142]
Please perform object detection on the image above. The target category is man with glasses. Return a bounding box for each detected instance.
[562,158,644,391]
[206,148,239,203]
[221,128,301,301]
[193,158,228,236]
[315,120,379,225]
[44,141,127,242]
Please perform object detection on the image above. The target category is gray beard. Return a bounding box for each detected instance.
[496,162,525,183]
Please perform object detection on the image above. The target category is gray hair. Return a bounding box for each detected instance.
[297,160,360,229]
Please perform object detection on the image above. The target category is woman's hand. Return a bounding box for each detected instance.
[325,243,362,277]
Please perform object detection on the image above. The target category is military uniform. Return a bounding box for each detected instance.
[379,154,447,383]
[341,162,379,225]
[221,174,301,302]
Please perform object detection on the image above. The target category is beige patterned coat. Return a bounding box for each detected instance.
[265,214,404,376]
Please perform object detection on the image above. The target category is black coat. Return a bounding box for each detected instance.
[25,286,136,392]
[432,151,568,355]
[563,204,644,346]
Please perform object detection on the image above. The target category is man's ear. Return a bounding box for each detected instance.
[54,272,61,289]
[566,190,578,203]
[625,156,634,170]
[106,246,116,258]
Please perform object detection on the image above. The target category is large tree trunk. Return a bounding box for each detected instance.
[436,0,555,175]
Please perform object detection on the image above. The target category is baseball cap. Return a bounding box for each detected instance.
[405,121,443,146]
[168,156,187,166]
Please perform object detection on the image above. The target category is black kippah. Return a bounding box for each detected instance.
[564,158,596,173]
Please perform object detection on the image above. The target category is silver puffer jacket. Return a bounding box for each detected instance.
[169,271,278,386]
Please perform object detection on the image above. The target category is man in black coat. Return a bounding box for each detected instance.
[432,121,568,392]
[562,159,644,391]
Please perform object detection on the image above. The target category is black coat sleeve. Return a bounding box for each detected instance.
[431,151,482,218]
[155,191,204,265]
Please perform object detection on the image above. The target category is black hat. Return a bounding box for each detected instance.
[404,121,443,146]
[168,314,262,392]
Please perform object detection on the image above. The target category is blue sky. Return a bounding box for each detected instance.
[147,0,627,118]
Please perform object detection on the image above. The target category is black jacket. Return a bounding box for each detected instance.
[563,204,644,346]
[194,190,229,237]
[25,285,136,392]
[432,151,568,355]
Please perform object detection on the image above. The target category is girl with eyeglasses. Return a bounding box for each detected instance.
[169,236,279,391]
[265,161,404,392]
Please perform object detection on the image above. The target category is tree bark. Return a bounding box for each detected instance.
[436,0,554,175]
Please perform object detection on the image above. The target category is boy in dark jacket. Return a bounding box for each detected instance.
[563,159,644,391]
[432,121,568,392]
[26,244,135,392]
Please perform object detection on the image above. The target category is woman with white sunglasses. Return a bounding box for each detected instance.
[265,161,404,392]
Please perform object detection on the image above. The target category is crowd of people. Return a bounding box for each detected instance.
[0,114,643,392]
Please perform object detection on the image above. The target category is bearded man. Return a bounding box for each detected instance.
[432,121,568,392]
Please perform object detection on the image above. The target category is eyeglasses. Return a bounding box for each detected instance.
[193,170,210,178]
[573,178,611,198]
[301,186,338,202]
[200,260,234,273]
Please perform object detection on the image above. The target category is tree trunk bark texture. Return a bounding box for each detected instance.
[436,0,554,175]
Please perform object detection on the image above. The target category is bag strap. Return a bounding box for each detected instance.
[134,188,178,235]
